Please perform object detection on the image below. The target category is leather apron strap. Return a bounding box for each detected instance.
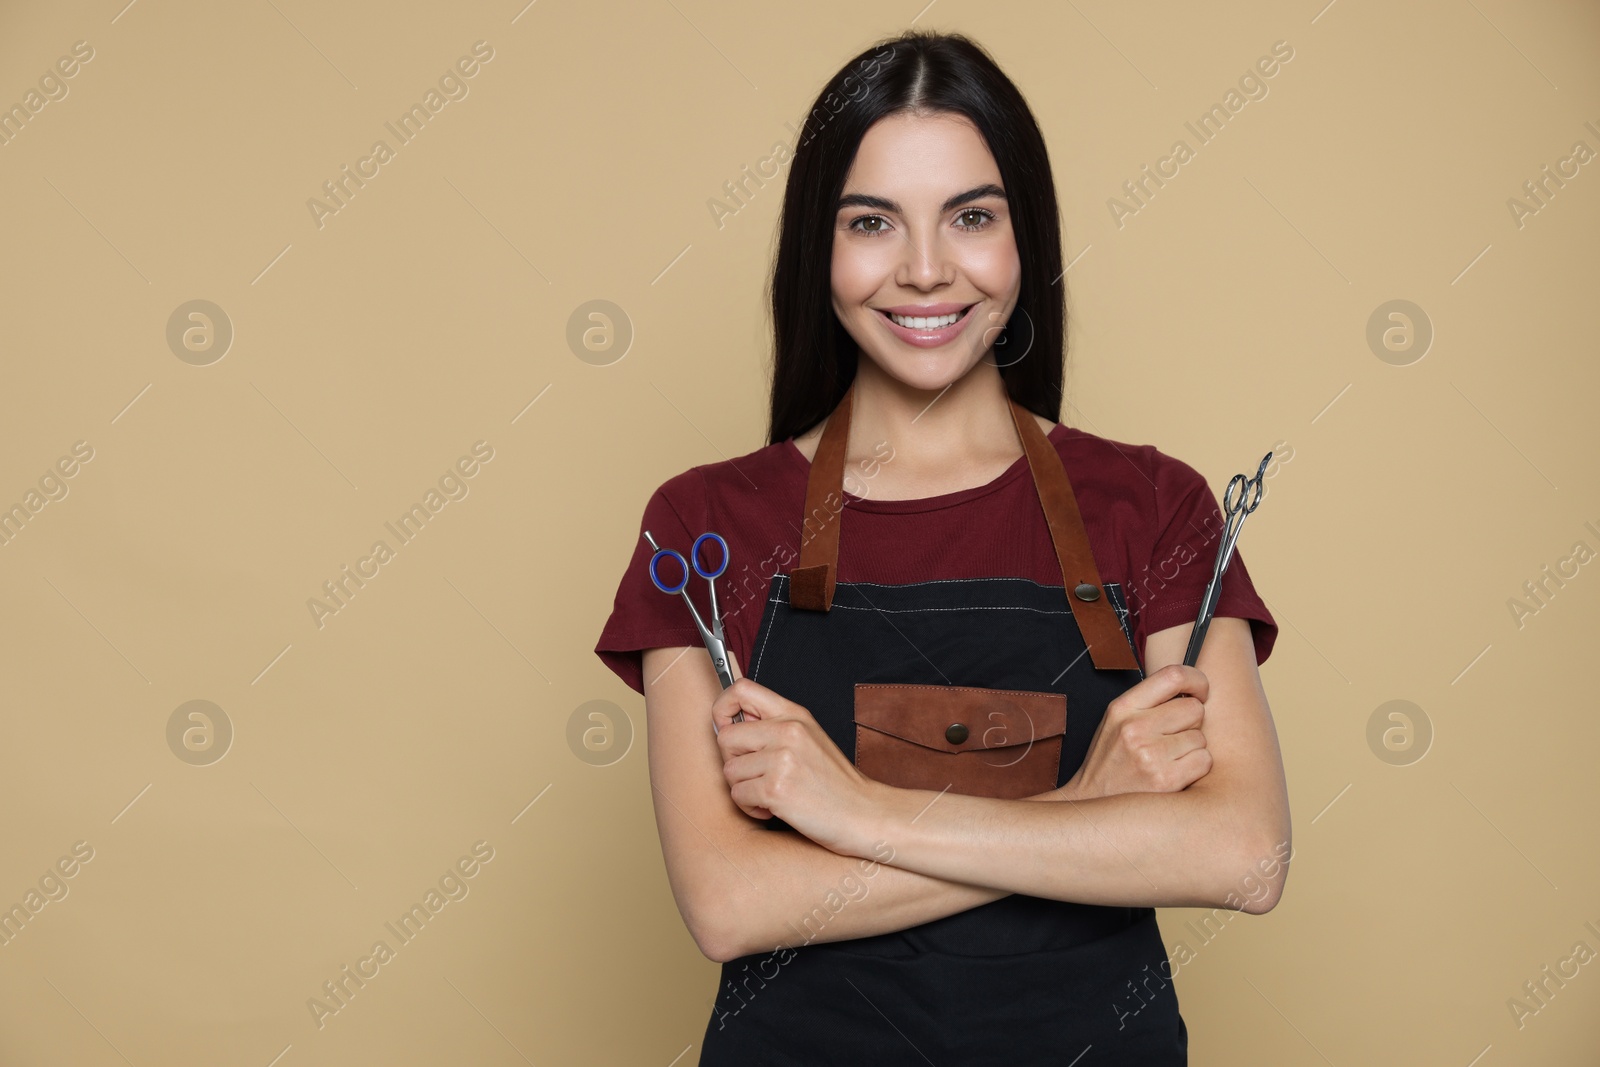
[788,380,1140,671]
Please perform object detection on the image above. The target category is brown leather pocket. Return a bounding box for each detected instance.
[852,683,1067,800]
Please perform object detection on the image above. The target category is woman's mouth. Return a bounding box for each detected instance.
[876,304,978,348]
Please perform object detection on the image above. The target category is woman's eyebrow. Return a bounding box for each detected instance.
[836,182,1007,214]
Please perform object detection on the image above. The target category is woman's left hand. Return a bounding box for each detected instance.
[712,678,878,858]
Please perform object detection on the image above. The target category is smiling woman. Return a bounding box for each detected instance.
[595,28,1287,1066]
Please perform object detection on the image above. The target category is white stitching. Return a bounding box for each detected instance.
[773,574,1109,591]
[752,573,1103,675]
[823,604,1076,616]
[761,592,1074,616]
[855,682,1067,700]
[750,594,782,678]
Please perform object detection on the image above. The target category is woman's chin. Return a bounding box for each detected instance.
[870,352,987,394]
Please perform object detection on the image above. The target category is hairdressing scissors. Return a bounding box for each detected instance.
[1182,451,1272,668]
[643,530,742,721]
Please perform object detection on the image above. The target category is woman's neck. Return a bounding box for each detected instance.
[794,357,1056,500]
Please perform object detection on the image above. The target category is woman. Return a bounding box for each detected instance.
[595,29,1290,1065]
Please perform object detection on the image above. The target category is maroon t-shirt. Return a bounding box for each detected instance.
[595,424,1276,695]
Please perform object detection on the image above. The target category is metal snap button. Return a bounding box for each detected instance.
[944,722,969,745]
[1073,582,1101,602]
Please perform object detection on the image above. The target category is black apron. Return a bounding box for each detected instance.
[699,384,1188,1065]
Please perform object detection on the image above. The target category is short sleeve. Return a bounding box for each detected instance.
[594,469,712,694]
[1132,452,1278,666]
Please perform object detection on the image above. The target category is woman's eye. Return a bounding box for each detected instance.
[848,215,891,236]
[956,208,996,230]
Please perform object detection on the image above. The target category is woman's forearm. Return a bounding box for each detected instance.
[705,777,1147,961]
[706,782,1107,961]
[858,777,1287,912]
[708,820,1009,962]
[704,772,1268,961]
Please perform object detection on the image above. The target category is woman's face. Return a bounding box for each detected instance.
[831,110,1022,394]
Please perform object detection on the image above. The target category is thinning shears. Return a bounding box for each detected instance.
[644,530,743,721]
[1183,452,1272,668]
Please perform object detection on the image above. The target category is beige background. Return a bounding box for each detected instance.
[1,0,1596,1063]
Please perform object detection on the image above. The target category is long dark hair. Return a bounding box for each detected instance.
[766,30,1068,446]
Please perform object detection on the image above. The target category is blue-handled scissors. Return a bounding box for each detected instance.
[1182,451,1272,668]
[643,530,742,720]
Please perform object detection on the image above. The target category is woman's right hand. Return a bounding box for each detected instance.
[1057,663,1213,801]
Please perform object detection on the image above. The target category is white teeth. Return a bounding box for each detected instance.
[887,308,967,329]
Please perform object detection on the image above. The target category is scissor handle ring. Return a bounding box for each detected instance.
[1241,451,1272,513]
[691,532,729,580]
[648,548,690,595]
[1242,477,1265,513]
[1223,473,1249,517]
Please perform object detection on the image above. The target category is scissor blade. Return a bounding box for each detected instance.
[673,588,735,690]
[1184,544,1230,667]
[705,576,725,643]
[1183,617,1212,667]
[702,633,736,690]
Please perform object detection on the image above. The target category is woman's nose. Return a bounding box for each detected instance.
[896,225,956,286]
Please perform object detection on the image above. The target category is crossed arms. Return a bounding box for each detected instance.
[641,615,1290,963]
